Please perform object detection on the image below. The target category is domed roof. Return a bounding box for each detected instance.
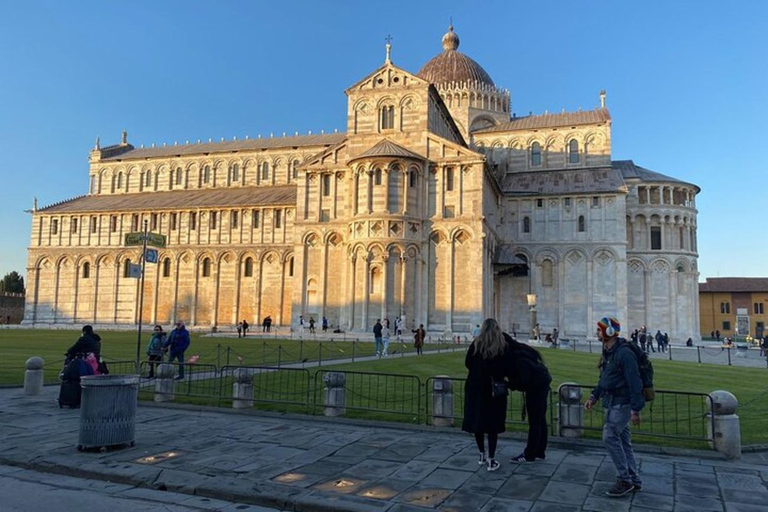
[418,26,495,87]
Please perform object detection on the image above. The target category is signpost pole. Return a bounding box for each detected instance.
[136,220,148,373]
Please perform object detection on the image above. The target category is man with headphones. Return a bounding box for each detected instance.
[585,317,645,498]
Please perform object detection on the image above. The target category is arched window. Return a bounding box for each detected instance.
[322,174,331,196]
[202,257,211,277]
[231,210,239,229]
[291,159,300,181]
[82,262,90,279]
[244,257,253,277]
[231,164,239,183]
[144,171,152,188]
[162,258,171,278]
[568,139,580,164]
[523,216,531,233]
[116,172,123,189]
[288,257,294,277]
[542,260,554,287]
[306,278,318,309]
[409,170,417,188]
[530,142,542,167]
[578,215,586,232]
[123,259,132,278]
[369,267,381,294]
[261,162,269,181]
[203,165,211,184]
[176,167,183,185]
[446,167,455,191]
[380,105,394,130]
[374,168,382,186]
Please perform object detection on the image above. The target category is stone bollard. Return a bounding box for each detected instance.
[24,356,45,395]
[323,372,346,417]
[232,368,254,409]
[558,382,583,438]
[154,364,175,402]
[707,390,741,459]
[431,376,454,427]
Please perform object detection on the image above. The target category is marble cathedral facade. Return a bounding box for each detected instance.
[24,27,701,339]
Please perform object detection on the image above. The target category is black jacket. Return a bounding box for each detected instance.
[504,346,551,392]
[461,342,508,434]
[66,333,102,358]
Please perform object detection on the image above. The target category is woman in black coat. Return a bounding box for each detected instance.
[462,318,508,472]
[503,333,552,463]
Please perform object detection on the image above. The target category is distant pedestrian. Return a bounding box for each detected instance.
[384,317,390,329]
[686,337,694,347]
[504,332,552,463]
[373,319,383,356]
[412,324,425,355]
[663,332,669,351]
[463,318,508,472]
[265,316,272,332]
[552,328,559,347]
[639,331,647,352]
[146,325,166,378]
[322,316,328,333]
[262,316,268,332]
[298,315,305,335]
[631,329,639,347]
[164,322,191,380]
[382,324,390,357]
[710,330,715,339]
[242,319,249,337]
[655,330,664,353]
[236,322,242,338]
[761,337,767,357]
[585,317,644,498]
[715,330,721,341]
[533,323,540,341]
[309,317,316,334]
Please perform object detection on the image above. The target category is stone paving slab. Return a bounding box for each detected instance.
[1,386,767,512]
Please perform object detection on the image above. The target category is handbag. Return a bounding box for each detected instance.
[491,379,508,398]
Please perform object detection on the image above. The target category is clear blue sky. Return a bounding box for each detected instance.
[1,1,766,283]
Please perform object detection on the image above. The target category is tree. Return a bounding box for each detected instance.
[0,271,24,294]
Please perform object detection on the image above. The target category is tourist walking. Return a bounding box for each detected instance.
[533,323,540,341]
[655,330,664,353]
[412,324,425,355]
[663,332,669,351]
[373,319,383,356]
[382,323,390,357]
[236,322,242,338]
[585,317,644,497]
[309,317,316,334]
[242,319,249,337]
[322,316,328,333]
[462,318,509,472]
[504,332,552,463]
[298,315,305,335]
[639,330,647,352]
[552,328,559,347]
[265,316,272,332]
[630,329,639,347]
[164,322,191,380]
[146,325,166,378]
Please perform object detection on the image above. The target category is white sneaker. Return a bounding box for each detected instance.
[478,452,487,465]
[487,459,500,472]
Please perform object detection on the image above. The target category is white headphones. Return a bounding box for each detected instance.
[604,324,616,337]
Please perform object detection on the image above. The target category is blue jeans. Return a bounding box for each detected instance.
[382,337,390,355]
[169,351,185,378]
[374,337,383,354]
[603,404,641,485]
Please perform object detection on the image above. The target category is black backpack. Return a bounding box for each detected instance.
[618,339,655,402]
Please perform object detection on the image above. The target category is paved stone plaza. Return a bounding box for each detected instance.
[1,386,767,512]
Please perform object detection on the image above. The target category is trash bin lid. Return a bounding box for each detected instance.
[80,374,140,387]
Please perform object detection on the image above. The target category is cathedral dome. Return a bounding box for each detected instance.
[418,26,495,87]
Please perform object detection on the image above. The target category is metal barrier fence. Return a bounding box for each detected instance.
[314,370,422,422]
[219,365,311,412]
[557,383,715,443]
[138,362,220,400]
[103,359,140,376]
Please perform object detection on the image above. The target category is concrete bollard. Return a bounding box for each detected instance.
[232,368,254,409]
[558,382,583,438]
[154,364,175,402]
[431,375,454,427]
[323,371,346,417]
[707,390,741,459]
[24,356,45,395]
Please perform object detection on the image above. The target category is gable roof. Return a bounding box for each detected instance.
[350,139,425,162]
[38,186,297,214]
[613,160,699,191]
[344,61,428,94]
[699,278,768,293]
[474,108,611,134]
[99,133,347,162]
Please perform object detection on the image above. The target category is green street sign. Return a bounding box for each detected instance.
[124,232,167,248]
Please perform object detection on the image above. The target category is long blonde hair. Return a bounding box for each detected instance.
[474,318,506,360]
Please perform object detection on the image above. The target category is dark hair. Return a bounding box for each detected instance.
[502,332,544,363]
[82,324,94,334]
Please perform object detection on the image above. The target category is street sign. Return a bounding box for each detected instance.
[125,231,167,248]
[145,249,158,264]
[127,263,142,278]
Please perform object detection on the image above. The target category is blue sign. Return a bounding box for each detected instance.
[145,249,158,264]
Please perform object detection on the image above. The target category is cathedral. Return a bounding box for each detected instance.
[24,26,701,340]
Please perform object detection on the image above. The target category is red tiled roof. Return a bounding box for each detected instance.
[699,278,768,293]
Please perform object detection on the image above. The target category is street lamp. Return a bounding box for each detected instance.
[527,293,538,340]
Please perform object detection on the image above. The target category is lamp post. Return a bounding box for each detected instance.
[527,293,537,341]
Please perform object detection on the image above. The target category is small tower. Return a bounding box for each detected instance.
[599,90,607,109]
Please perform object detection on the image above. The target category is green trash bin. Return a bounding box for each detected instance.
[78,374,139,451]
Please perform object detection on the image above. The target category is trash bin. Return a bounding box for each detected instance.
[78,374,139,451]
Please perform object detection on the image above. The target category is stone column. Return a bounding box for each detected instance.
[24,357,44,395]
[233,257,242,325]
[353,172,359,215]
[644,269,652,328]
[323,372,346,417]
[400,254,407,319]
[347,254,357,330]
[431,376,454,427]
[384,169,390,213]
[232,368,254,409]
[402,170,408,215]
[367,171,373,214]
[154,364,175,402]
[362,256,370,330]
[381,255,389,323]
[707,390,741,459]
[445,239,454,332]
